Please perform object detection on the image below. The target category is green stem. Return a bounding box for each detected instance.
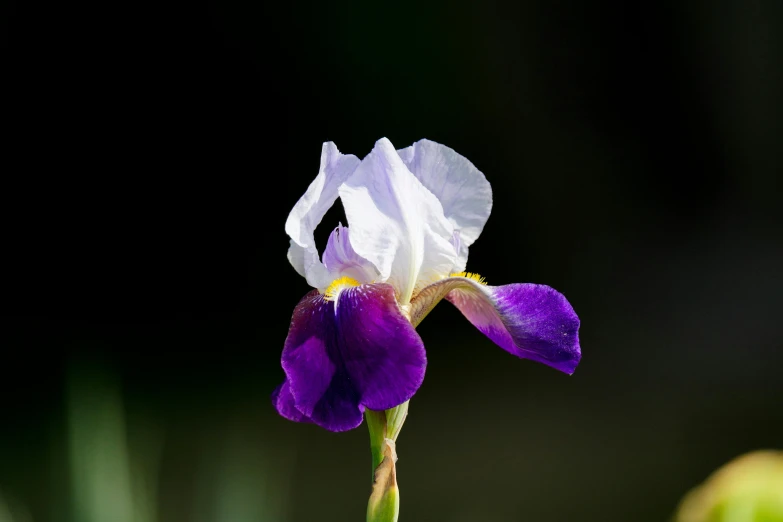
[365,409,388,477]
[366,401,409,522]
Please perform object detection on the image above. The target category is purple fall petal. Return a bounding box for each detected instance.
[336,284,427,411]
[447,282,581,374]
[277,284,426,432]
[271,380,312,424]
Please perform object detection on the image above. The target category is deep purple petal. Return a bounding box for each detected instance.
[279,284,426,432]
[337,284,427,411]
[447,283,581,374]
[271,380,312,424]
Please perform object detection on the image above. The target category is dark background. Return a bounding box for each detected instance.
[3,0,782,521]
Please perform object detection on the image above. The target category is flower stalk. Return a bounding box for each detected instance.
[366,402,409,522]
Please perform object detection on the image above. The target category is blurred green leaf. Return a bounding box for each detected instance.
[674,450,783,522]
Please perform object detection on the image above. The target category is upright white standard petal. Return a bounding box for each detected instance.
[397,139,492,273]
[285,142,361,289]
[339,138,457,305]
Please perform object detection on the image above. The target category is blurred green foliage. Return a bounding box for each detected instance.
[674,451,783,522]
[3,357,781,522]
[0,362,295,522]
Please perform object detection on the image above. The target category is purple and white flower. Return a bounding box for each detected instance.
[273,138,581,432]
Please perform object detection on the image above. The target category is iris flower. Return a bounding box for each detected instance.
[272,138,581,432]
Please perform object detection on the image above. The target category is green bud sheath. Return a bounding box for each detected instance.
[366,402,409,522]
[366,438,399,522]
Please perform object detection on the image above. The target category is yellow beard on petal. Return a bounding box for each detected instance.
[323,276,361,301]
[449,271,488,285]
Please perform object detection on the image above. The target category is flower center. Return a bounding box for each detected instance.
[324,275,361,301]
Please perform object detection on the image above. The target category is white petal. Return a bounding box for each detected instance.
[321,224,379,284]
[339,138,457,304]
[286,239,307,278]
[284,142,361,288]
[397,139,492,272]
